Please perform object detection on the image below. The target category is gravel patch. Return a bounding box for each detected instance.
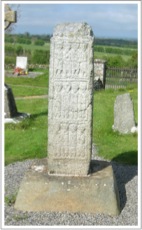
[5,71,43,78]
[4,156,138,227]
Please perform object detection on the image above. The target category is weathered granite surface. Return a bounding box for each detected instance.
[94,59,106,89]
[113,93,136,134]
[14,158,120,216]
[48,23,94,176]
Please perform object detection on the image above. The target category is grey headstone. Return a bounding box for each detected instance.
[113,93,136,134]
[48,22,94,176]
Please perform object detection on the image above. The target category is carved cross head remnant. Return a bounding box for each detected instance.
[4,4,17,30]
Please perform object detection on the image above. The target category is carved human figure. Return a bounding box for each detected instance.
[79,62,87,78]
[54,83,62,118]
[60,123,69,157]
[69,124,77,158]
[61,83,71,119]
[62,61,71,78]
[78,82,87,119]
[72,43,79,62]
[54,42,63,59]
[63,43,72,61]
[55,60,63,77]
[48,84,54,119]
[72,62,80,76]
[79,43,88,62]
[49,123,61,157]
[77,125,86,158]
[70,82,79,119]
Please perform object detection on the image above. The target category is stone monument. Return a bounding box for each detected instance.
[16,57,28,71]
[14,56,28,75]
[16,56,28,71]
[48,22,94,176]
[15,23,120,216]
[4,83,18,118]
[94,59,106,90]
[4,5,29,123]
[113,93,136,134]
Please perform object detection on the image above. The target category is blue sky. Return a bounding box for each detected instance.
[9,2,138,39]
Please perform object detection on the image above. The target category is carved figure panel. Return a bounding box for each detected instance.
[48,23,94,176]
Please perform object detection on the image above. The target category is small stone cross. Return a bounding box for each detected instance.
[4,4,17,30]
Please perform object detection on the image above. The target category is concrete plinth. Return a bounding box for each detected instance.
[14,159,120,216]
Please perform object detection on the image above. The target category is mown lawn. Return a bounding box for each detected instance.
[93,87,138,165]
[4,73,138,166]
[5,41,134,64]
[5,69,49,97]
[6,42,50,52]
[94,51,131,62]
[5,69,49,87]
[5,98,48,165]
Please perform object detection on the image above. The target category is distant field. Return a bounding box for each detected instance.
[95,44,137,50]
[5,35,138,68]
[5,42,133,65]
[6,42,136,56]
[94,51,130,62]
[5,42,50,51]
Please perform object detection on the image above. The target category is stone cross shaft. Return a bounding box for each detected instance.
[48,22,94,176]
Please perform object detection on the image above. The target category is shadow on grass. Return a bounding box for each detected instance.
[31,110,48,119]
[111,151,137,211]
[112,150,137,165]
[11,110,48,130]
[90,150,138,212]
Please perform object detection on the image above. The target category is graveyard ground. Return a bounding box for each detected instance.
[5,69,138,166]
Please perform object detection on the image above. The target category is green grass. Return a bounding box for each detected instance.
[95,45,137,51]
[5,193,17,206]
[5,69,49,87]
[93,87,137,165]
[94,52,130,62]
[6,42,50,52]
[5,69,49,97]
[5,98,48,165]
[5,42,133,63]
[5,72,138,166]
[7,85,47,97]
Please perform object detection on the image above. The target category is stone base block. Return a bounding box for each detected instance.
[4,113,30,124]
[14,159,120,216]
[48,158,90,176]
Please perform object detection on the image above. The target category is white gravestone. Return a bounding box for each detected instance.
[16,56,28,70]
[48,23,94,176]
